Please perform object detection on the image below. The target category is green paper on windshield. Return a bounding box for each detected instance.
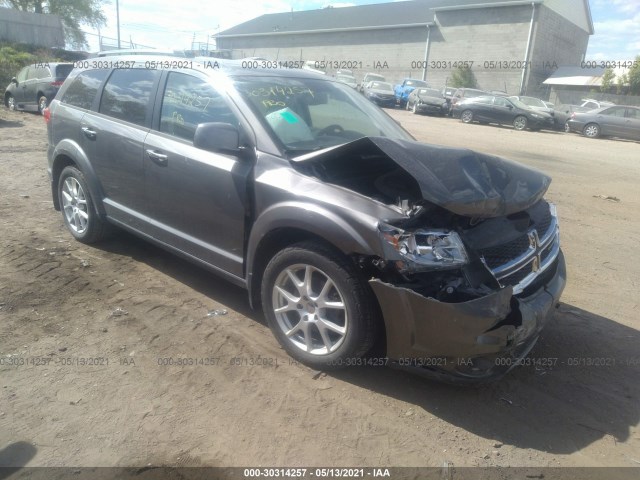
[280,111,299,123]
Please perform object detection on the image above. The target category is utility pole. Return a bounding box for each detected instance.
[116,0,121,49]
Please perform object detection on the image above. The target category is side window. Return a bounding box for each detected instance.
[61,69,109,110]
[17,67,29,83]
[160,72,237,142]
[494,97,508,107]
[99,69,160,126]
[625,108,639,119]
[602,107,626,117]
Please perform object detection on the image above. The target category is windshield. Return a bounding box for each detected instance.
[419,88,442,97]
[405,80,428,87]
[509,98,531,110]
[370,81,393,91]
[366,74,385,82]
[234,76,413,153]
[519,97,545,108]
[54,64,74,79]
[464,89,485,98]
[337,75,356,83]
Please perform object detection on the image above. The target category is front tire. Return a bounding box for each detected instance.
[461,109,473,123]
[412,103,418,114]
[513,115,528,131]
[583,123,600,138]
[564,121,571,133]
[261,241,379,370]
[58,166,109,244]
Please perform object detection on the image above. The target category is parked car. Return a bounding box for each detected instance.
[566,105,640,140]
[452,95,555,131]
[45,56,565,382]
[580,99,616,110]
[441,86,456,111]
[358,73,386,92]
[449,88,488,115]
[509,96,554,116]
[394,78,429,108]
[553,104,591,132]
[336,73,357,89]
[406,87,448,115]
[4,62,73,113]
[363,81,396,107]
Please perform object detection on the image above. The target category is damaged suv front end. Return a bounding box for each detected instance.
[282,136,565,382]
[235,71,566,382]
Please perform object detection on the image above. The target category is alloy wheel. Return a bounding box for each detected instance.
[271,264,348,355]
[61,177,89,234]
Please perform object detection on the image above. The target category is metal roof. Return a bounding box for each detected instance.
[543,66,606,87]
[216,0,540,37]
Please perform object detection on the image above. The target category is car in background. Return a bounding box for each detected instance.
[449,88,488,115]
[553,104,591,132]
[358,72,386,92]
[92,49,189,58]
[4,62,73,113]
[406,87,448,115]
[441,86,456,111]
[566,105,640,140]
[580,99,615,110]
[394,78,429,108]
[452,95,554,131]
[336,73,357,89]
[363,81,396,107]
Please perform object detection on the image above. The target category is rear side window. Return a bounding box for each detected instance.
[99,69,160,126]
[159,72,237,142]
[61,69,109,110]
[54,64,74,80]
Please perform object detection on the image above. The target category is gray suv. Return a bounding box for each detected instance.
[45,56,566,382]
[5,62,73,113]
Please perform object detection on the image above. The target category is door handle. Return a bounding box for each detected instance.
[81,127,97,140]
[146,149,168,166]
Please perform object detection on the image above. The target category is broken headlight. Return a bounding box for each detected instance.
[378,223,469,272]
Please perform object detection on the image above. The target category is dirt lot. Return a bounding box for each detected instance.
[1,106,639,472]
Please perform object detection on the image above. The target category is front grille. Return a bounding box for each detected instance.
[478,202,560,295]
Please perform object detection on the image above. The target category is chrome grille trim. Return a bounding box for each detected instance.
[483,203,561,295]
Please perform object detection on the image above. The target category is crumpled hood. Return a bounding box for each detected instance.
[293,137,551,218]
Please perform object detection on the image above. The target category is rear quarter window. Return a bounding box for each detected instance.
[99,69,160,126]
[61,69,110,110]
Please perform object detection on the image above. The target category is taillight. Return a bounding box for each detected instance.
[43,107,51,124]
[51,81,63,87]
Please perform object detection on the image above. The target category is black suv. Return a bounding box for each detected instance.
[5,62,73,113]
[45,57,566,382]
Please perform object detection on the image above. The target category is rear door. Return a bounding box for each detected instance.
[142,71,253,278]
[623,108,640,140]
[596,107,627,136]
[87,68,162,227]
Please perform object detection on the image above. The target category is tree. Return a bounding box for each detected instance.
[600,68,615,93]
[616,73,628,95]
[628,55,640,96]
[1,1,107,48]
[450,65,476,88]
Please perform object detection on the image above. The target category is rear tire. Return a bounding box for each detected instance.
[583,123,600,138]
[38,95,48,114]
[412,103,418,114]
[58,166,109,244]
[513,115,528,131]
[261,241,379,370]
[6,94,15,111]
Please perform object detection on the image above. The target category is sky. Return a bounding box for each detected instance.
[84,0,640,62]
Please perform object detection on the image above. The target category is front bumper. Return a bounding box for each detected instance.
[369,251,566,383]
[415,103,445,114]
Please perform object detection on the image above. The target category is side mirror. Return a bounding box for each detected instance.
[193,122,240,154]
[11,77,18,85]
[508,104,513,109]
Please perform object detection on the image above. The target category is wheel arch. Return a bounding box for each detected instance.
[246,204,378,310]
[51,141,106,215]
